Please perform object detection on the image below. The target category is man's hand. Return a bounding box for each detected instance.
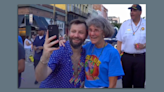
[35,30,60,82]
[34,46,38,51]
[134,43,146,50]
[41,30,60,62]
[38,46,43,50]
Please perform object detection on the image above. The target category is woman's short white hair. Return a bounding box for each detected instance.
[86,16,114,38]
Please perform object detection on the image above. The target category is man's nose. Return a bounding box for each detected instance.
[74,32,79,37]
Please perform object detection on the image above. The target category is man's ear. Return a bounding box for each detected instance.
[102,33,105,38]
[85,30,88,39]
[68,30,70,36]
[85,35,88,39]
[140,11,142,16]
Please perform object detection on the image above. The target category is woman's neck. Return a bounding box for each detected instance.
[95,40,106,48]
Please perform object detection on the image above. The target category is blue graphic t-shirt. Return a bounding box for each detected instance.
[83,42,124,88]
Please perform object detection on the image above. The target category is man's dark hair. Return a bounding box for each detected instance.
[32,34,36,36]
[26,36,29,39]
[68,19,88,37]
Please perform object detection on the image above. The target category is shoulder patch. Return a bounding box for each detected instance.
[122,19,130,24]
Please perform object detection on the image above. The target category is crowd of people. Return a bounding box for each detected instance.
[18,4,146,88]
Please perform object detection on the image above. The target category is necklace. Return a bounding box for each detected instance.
[91,42,106,58]
[69,48,84,87]
[131,18,142,36]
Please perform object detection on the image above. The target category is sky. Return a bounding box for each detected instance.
[102,4,146,23]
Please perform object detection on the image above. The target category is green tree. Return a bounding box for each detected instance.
[112,23,122,29]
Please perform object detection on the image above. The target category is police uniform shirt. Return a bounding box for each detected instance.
[116,18,146,54]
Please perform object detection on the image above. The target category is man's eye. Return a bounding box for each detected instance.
[72,31,76,33]
[79,31,84,34]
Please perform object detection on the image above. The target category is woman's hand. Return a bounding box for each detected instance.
[59,39,66,47]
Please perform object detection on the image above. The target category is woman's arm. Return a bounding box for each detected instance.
[108,76,118,88]
[117,41,122,54]
[26,40,31,46]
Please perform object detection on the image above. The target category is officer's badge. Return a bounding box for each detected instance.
[141,27,145,31]
[127,29,131,31]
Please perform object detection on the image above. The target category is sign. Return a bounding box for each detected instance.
[29,14,33,24]
[56,21,64,30]
[19,28,26,36]
[56,21,65,36]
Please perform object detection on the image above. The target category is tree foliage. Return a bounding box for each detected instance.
[111,23,122,29]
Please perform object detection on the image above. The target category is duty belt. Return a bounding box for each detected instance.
[123,52,145,57]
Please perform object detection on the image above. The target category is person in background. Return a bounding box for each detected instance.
[31,34,36,56]
[33,27,46,84]
[116,4,146,88]
[18,42,25,88]
[31,34,36,43]
[18,35,23,45]
[24,36,32,63]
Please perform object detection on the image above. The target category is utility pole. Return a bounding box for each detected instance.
[53,4,57,25]
[65,4,68,35]
[65,4,67,25]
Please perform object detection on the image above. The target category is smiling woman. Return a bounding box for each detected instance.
[83,16,125,88]
[86,16,114,47]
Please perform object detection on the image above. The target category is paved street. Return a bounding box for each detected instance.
[20,61,40,88]
[116,79,122,88]
[19,61,122,88]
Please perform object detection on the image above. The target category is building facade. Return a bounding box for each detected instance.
[50,4,66,10]
[66,4,89,34]
[93,4,108,19]
[102,6,108,19]
[51,4,90,35]
[87,4,98,18]
[108,16,120,24]
[18,4,66,41]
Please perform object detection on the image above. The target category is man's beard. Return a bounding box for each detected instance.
[39,33,44,36]
[69,37,85,49]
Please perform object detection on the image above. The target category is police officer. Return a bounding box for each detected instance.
[116,4,146,88]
